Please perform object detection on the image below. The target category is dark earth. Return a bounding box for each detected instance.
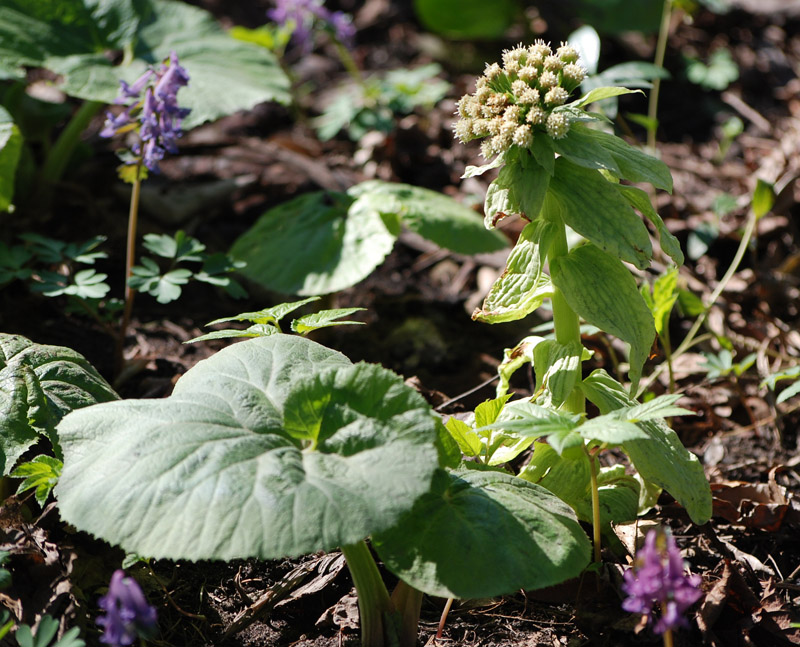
[2,1,800,645]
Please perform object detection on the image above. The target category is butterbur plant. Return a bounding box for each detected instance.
[622,528,702,644]
[55,334,592,647]
[454,41,711,561]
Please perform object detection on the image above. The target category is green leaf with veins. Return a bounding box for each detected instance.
[56,336,440,560]
[347,180,507,255]
[483,150,550,228]
[372,466,591,598]
[550,244,655,391]
[520,443,639,532]
[291,308,366,335]
[11,455,62,506]
[580,369,711,524]
[231,192,396,296]
[548,159,653,270]
[0,333,118,475]
[473,218,555,323]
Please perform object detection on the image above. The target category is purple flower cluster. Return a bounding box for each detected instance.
[97,570,158,646]
[268,0,356,52]
[101,51,190,172]
[622,529,703,634]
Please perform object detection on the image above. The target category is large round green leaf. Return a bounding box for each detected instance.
[372,467,591,599]
[347,181,508,256]
[56,336,441,561]
[230,192,397,296]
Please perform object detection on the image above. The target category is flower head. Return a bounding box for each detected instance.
[101,51,190,173]
[622,529,703,635]
[268,0,355,52]
[453,40,587,158]
[97,570,158,646]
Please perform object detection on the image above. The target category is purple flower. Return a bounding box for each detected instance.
[622,529,703,634]
[97,570,158,646]
[101,51,190,173]
[268,0,355,52]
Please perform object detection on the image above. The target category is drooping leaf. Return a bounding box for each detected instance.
[56,336,441,560]
[347,181,507,255]
[373,466,591,598]
[547,159,653,270]
[473,218,555,323]
[579,369,712,524]
[550,244,655,391]
[617,185,683,265]
[0,333,118,475]
[532,339,586,408]
[484,151,550,228]
[555,124,672,192]
[231,192,396,296]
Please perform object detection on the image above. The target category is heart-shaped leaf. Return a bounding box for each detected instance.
[373,466,591,598]
[56,336,441,560]
[231,192,397,296]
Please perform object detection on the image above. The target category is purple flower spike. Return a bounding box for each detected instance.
[622,529,703,635]
[100,50,191,173]
[97,570,158,646]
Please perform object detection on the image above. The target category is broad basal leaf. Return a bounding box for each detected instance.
[579,369,711,524]
[473,218,555,323]
[56,336,441,561]
[230,192,396,296]
[372,466,591,598]
[550,244,655,391]
[347,181,507,255]
[548,158,653,270]
[0,333,118,475]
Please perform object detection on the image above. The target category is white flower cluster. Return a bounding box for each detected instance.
[454,41,587,158]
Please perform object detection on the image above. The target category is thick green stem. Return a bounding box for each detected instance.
[341,541,395,647]
[40,100,104,187]
[548,221,585,415]
[663,627,674,647]
[647,0,673,152]
[114,163,143,377]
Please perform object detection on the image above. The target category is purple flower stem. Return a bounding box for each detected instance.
[114,159,143,379]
